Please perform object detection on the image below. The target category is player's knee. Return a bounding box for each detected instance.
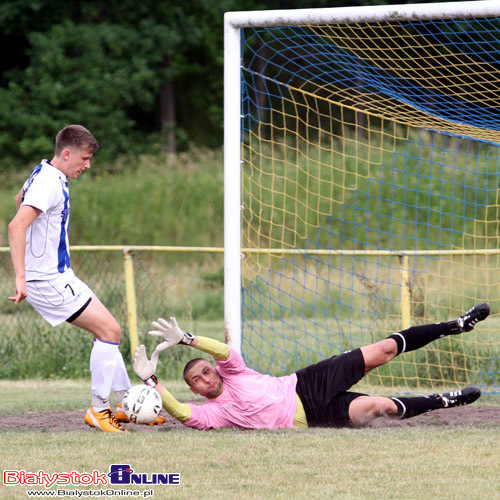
[97,321,121,343]
[349,396,397,426]
[109,322,122,343]
[363,398,391,418]
[371,398,397,417]
[379,338,398,359]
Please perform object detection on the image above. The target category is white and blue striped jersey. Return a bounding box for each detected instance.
[21,159,71,280]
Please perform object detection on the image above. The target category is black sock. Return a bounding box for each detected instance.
[387,321,459,355]
[391,395,443,419]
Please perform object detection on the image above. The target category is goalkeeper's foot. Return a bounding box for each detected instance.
[437,387,481,408]
[84,407,130,433]
[451,302,490,334]
[115,403,166,426]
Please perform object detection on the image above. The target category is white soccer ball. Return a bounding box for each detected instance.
[122,385,162,424]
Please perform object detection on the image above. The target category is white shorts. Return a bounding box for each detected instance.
[26,268,93,326]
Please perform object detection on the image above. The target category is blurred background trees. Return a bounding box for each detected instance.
[0,0,439,169]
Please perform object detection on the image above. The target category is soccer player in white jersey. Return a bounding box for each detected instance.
[8,124,164,432]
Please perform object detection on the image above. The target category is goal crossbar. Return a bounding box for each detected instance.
[225,0,500,28]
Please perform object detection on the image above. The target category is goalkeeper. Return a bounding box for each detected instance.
[133,303,489,429]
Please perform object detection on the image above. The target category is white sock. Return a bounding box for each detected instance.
[90,339,119,412]
[112,350,131,405]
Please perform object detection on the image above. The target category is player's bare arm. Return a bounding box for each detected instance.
[8,204,41,304]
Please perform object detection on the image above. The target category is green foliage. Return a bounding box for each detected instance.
[0,0,457,167]
[70,148,224,246]
[0,21,166,164]
[0,0,219,165]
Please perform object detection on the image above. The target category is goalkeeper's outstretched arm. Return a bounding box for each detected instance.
[189,336,230,360]
[141,334,229,423]
[155,382,191,422]
[133,317,231,423]
[150,336,229,422]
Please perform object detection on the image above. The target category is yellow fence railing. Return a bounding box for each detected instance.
[0,245,224,363]
[2,245,499,361]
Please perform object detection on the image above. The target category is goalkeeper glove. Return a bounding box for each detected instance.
[148,316,195,349]
[132,345,160,387]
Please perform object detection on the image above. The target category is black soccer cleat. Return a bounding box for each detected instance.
[437,386,481,409]
[455,302,490,333]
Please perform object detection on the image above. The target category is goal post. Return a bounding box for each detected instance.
[223,19,242,353]
[224,1,500,393]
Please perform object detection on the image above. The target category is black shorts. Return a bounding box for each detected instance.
[295,348,367,428]
[66,297,92,323]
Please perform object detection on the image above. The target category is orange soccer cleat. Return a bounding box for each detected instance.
[84,407,130,433]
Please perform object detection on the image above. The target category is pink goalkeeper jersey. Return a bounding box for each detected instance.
[185,347,298,430]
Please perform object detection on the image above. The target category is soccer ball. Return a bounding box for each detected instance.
[122,385,162,424]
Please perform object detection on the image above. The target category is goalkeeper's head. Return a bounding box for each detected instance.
[183,358,223,399]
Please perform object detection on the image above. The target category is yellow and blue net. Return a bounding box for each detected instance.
[240,17,500,393]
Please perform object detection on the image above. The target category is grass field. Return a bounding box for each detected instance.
[1,380,499,500]
[1,143,500,499]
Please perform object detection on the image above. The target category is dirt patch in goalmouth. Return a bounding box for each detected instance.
[0,406,498,432]
[367,405,500,428]
[0,408,184,433]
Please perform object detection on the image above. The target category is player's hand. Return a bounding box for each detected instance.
[8,278,28,304]
[133,345,160,386]
[148,317,195,349]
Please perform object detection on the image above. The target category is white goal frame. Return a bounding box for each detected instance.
[223,0,500,354]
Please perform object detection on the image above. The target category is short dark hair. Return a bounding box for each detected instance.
[55,125,99,156]
[183,358,207,386]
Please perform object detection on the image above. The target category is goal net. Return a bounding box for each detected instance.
[224,2,500,393]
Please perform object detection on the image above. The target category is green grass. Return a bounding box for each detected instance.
[0,311,227,381]
[0,380,499,500]
[0,149,223,250]
[2,430,500,500]
[0,148,224,249]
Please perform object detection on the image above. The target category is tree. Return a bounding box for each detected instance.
[0,0,203,164]
[0,21,161,162]
[0,0,450,167]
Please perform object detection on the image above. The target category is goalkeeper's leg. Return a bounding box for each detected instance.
[350,395,444,426]
[348,386,481,427]
[361,303,490,373]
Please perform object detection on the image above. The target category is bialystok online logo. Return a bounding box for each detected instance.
[3,464,180,488]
